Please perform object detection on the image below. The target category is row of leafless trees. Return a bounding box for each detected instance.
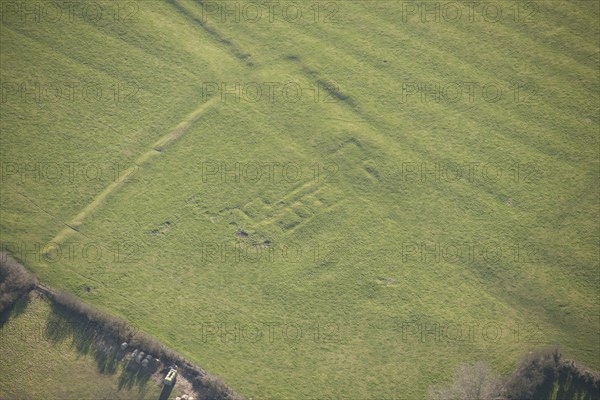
[430,348,600,400]
[52,290,243,399]
[1,253,241,400]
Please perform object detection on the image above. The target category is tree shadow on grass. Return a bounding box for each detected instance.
[0,291,32,330]
[93,341,120,375]
[45,302,95,353]
[117,361,153,394]
[46,300,156,394]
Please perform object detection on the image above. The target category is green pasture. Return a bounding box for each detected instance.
[1,0,598,398]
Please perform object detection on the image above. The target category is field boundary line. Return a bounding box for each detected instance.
[49,96,220,246]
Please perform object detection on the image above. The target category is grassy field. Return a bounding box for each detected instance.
[1,0,599,398]
[0,291,176,399]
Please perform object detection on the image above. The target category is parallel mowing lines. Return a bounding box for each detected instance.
[278,0,595,135]
[298,7,591,162]
[48,96,220,247]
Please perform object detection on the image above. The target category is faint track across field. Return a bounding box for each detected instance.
[49,97,220,246]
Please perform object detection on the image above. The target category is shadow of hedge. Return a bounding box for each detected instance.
[43,299,156,393]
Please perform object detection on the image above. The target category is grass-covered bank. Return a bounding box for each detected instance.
[1,0,598,397]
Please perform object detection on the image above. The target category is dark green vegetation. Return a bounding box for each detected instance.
[509,350,600,400]
[431,349,600,399]
[1,0,598,398]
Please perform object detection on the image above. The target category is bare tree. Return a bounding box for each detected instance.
[0,252,36,312]
[429,362,505,400]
